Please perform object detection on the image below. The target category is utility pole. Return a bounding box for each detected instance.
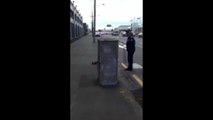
[93,0,96,43]
[91,12,94,37]
[133,17,135,33]
[137,17,140,34]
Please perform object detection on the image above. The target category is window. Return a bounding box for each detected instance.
[70,10,74,19]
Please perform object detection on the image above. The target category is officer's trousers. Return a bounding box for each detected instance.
[127,50,135,69]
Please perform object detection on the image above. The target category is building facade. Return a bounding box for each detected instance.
[70,1,84,40]
[83,23,88,35]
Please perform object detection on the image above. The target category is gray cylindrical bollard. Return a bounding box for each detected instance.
[98,37,118,86]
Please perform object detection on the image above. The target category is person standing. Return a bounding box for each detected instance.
[125,30,135,71]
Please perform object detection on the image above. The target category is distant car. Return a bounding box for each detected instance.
[95,32,101,37]
[100,32,105,35]
[122,31,127,36]
[138,32,143,38]
[123,31,136,36]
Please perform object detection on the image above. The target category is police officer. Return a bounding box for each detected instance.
[125,30,135,71]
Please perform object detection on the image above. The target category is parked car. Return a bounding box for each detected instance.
[100,32,105,35]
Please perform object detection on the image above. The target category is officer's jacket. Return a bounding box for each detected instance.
[126,36,135,52]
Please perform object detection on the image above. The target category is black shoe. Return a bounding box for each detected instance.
[125,68,133,71]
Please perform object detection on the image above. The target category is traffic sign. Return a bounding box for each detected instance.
[107,24,111,27]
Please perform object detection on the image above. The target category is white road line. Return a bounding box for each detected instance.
[119,43,126,49]
[133,63,143,69]
[121,63,143,69]
[119,45,126,49]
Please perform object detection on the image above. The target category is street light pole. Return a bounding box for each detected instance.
[92,2,105,43]
[137,17,140,34]
[91,12,93,36]
[93,0,96,43]
[133,17,135,33]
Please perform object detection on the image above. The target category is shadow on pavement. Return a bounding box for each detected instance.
[131,88,143,107]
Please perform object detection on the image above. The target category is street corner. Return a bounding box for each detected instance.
[118,63,143,108]
[119,63,143,89]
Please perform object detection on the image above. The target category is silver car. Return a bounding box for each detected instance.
[95,32,101,37]
[138,32,143,38]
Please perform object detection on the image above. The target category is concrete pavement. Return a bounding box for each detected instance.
[71,34,143,120]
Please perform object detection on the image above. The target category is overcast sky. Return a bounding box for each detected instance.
[73,0,143,30]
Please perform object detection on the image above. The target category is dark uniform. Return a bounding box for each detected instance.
[126,35,135,70]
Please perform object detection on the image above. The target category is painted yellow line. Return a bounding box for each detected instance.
[121,63,143,87]
[121,63,127,68]
[132,74,143,87]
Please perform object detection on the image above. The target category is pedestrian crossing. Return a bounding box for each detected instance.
[133,63,143,69]
[121,63,143,70]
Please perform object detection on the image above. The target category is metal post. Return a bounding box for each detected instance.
[133,17,135,33]
[90,11,94,37]
[93,0,96,43]
[138,19,140,33]
[91,18,93,35]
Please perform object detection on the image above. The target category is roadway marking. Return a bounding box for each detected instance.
[133,63,143,69]
[121,63,143,69]
[121,63,143,87]
[119,45,126,49]
[119,42,126,49]
[121,63,127,68]
[132,74,143,87]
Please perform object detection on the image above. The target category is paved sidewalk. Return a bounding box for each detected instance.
[71,35,142,120]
